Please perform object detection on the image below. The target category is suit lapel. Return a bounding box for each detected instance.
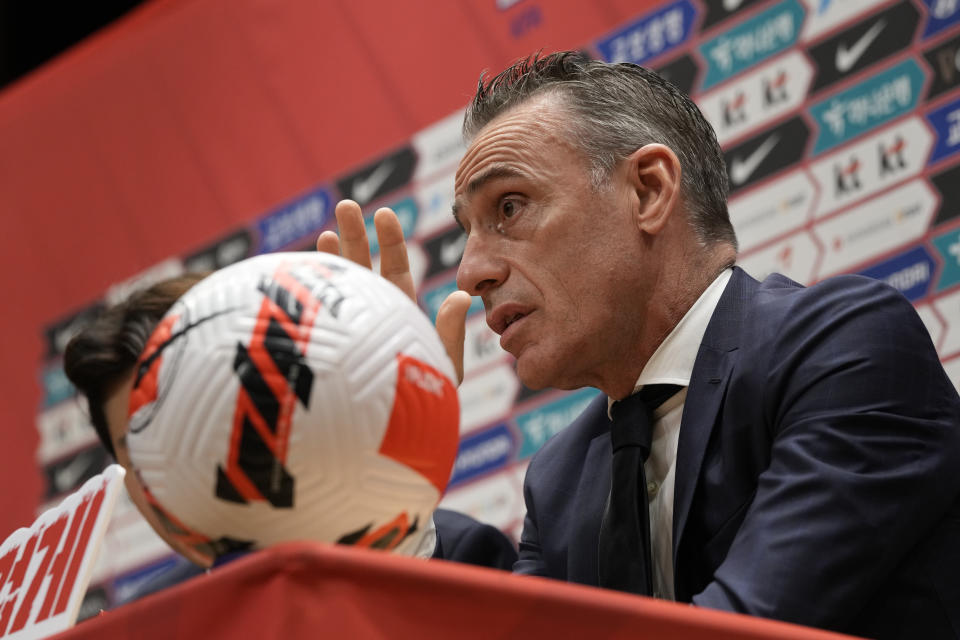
[569,429,612,585]
[672,268,756,595]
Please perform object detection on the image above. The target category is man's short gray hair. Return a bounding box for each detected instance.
[463,51,737,249]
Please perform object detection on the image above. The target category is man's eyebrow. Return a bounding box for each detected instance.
[451,165,527,229]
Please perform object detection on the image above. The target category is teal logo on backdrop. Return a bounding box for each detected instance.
[421,279,483,323]
[41,365,75,409]
[932,228,960,291]
[810,59,925,155]
[364,197,418,256]
[517,388,601,459]
[699,0,804,90]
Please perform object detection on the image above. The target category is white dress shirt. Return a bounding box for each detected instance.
[607,268,732,600]
[412,515,438,559]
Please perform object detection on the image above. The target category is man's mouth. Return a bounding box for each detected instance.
[505,313,524,329]
[489,304,532,336]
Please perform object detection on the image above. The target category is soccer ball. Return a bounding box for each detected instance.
[125,252,460,556]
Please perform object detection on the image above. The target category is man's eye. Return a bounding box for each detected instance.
[500,198,522,219]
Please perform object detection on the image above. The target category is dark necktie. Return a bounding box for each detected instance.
[597,384,682,596]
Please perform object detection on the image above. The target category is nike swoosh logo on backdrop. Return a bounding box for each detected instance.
[835,20,886,73]
[723,0,745,11]
[439,234,467,267]
[352,161,395,205]
[730,134,781,185]
[55,455,93,492]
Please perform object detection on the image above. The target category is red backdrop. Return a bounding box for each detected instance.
[0,0,660,537]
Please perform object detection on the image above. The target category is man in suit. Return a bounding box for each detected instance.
[322,51,960,637]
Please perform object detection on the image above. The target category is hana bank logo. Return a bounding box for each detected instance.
[699,0,805,90]
[809,59,924,155]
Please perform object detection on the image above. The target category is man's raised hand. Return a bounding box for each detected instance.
[317,199,469,383]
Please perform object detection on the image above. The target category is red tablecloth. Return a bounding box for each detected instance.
[54,542,858,639]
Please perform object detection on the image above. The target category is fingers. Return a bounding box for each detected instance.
[333,200,373,269]
[436,290,471,385]
[320,200,419,303]
[316,230,341,255]
[374,208,416,302]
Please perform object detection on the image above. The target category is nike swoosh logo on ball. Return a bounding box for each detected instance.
[730,134,780,185]
[133,308,236,390]
[835,20,886,73]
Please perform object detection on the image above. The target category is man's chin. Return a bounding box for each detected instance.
[514,356,548,391]
[515,350,593,393]
[514,353,564,392]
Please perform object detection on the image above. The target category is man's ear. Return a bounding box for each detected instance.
[625,144,682,235]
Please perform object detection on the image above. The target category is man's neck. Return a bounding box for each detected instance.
[603,246,736,400]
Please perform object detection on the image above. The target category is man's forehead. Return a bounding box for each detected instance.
[455,101,572,187]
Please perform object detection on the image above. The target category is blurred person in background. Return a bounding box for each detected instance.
[64,271,516,604]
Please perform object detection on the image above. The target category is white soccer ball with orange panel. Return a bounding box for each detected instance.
[125,252,460,557]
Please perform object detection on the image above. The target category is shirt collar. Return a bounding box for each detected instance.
[608,268,733,413]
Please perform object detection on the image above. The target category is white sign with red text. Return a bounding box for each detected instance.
[0,465,124,639]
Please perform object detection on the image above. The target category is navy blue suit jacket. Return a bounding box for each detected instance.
[516,268,960,638]
[432,508,517,570]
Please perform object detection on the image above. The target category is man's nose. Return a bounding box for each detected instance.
[456,231,508,296]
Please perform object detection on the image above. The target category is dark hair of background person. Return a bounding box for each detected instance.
[63,273,208,458]
[463,50,737,249]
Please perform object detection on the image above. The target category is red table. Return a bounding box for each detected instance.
[57,542,857,639]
